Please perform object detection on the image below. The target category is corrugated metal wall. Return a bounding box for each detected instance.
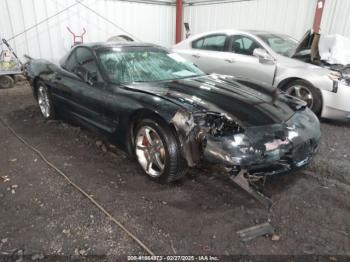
[1,0,350,62]
[183,0,317,40]
[321,0,350,38]
[0,0,175,61]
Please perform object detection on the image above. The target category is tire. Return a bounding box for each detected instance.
[0,75,15,89]
[134,118,188,184]
[282,80,322,114]
[36,81,56,120]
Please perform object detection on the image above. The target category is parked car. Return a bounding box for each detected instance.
[25,42,320,183]
[173,29,350,120]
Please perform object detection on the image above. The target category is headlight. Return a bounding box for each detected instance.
[328,71,341,81]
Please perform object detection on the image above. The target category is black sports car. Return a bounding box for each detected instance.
[25,42,321,183]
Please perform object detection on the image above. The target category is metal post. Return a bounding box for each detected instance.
[313,0,326,33]
[176,0,183,43]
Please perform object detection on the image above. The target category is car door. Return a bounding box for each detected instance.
[56,47,116,133]
[220,34,276,86]
[178,34,230,74]
[49,49,80,111]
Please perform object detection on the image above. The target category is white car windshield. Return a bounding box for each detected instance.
[258,34,298,57]
[98,47,204,83]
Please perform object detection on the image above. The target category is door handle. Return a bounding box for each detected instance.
[192,54,200,59]
[225,58,235,63]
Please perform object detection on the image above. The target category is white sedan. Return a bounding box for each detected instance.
[173,29,350,121]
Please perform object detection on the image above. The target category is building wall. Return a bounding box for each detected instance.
[183,0,317,40]
[1,0,350,62]
[321,0,350,38]
[0,0,175,61]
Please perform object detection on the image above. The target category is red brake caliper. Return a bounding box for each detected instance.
[142,134,149,158]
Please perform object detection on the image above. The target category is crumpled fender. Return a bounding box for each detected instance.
[170,107,321,171]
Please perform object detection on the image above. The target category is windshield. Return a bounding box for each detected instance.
[258,34,298,57]
[98,47,204,83]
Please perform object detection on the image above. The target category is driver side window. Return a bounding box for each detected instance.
[230,35,262,56]
[76,47,99,75]
[66,47,100,83]
[65,51,78,71]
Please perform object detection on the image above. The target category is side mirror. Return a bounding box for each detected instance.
[253,48,275,65]
[86,71,98,85]
[74,66,98,85]
[184,22,191,39]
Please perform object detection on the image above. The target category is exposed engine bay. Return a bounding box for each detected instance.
[292,30,350,86]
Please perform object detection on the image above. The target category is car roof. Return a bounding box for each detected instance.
[189,29,287,37]
[191,29,248,36]
[75,42,162,50]
[245,30,279,35]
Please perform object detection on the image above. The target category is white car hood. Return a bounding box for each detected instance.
[276,54,331,75]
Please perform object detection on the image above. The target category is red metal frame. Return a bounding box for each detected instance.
[175,0,183,43]
[67,27,87,45]
[313,0,326,33]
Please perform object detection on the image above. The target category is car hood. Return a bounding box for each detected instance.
[276,53,331,73]
[124,75,306,127]
[291,30,313,57]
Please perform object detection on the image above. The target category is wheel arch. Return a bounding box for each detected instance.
[277,77,311,90]
[125,108,180,156]
[32,76,41,100]
[277,77,324,115]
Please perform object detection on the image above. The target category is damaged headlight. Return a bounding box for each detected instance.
[197,112,244,137]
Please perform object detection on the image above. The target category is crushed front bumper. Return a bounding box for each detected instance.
[203,108,321,176]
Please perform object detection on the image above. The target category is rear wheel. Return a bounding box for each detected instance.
[0,75,15,89]
[134,118,187,183]
[36,82,55,120]
[283,80,322,114]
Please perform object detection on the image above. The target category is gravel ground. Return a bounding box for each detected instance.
[0,81,349,260]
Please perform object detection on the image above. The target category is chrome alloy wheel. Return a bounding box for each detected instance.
[135,126,166,178]
[37,86,51,118]
[286,85,314,108]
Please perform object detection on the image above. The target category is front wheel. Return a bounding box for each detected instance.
[283,80,322,114]
[36,82,55,120]
[134,118,187,184]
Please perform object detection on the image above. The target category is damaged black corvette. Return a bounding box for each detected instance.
[25,42,321,183]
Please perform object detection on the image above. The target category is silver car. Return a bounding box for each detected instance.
[172,30,350,120]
